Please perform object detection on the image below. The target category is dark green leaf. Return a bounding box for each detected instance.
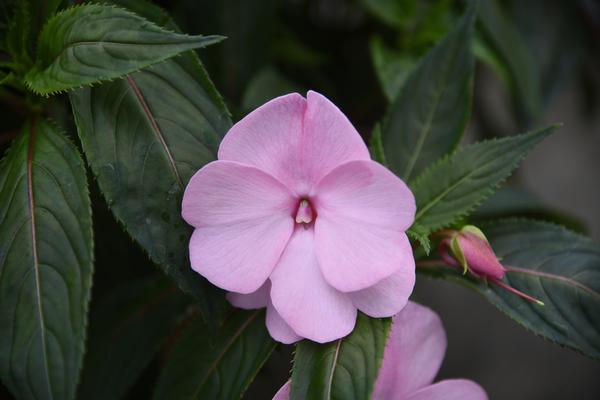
[370,37,416,101]
[153,309,276,400]
[69,3,231,316]
[421,219,600,360]
[382,3,475,181]
[78,274,190,400]
[368,123,386,165]
[0,119,93,400]
[478,0,541,121]
[411,126,555,233]
[25,4,224,95]
[290,314,390,400]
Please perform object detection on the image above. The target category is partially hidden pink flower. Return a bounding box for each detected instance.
[273,302,488,400]
[182,91,416,343]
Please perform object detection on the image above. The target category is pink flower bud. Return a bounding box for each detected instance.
[449,225,506,280]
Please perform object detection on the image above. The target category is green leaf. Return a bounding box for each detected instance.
[411,126,556,233]
[24,4,224,95]
[370,36,416,101]
[69,4,231,316]
[290,314,390,400]
[478,0,541,121]
[78,274,190,400]
[0,119,93,400]
[422,219,600,360]
[368,123,387,165]
[153,309,276,400]
[381,2,476,181]
[407,223,431,255]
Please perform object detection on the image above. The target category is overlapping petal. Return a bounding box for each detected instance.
[183,161,296,293]
[218,91,369,194]
[372,302,447,399]
[315,217,412,292]
[313,160,415,230]
[226,282,270,309]
[266,301,302,344]
[270,228,357,343]
[348,266,415,318]
[313,160,415,292]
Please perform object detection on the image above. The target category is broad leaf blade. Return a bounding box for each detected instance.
[290,314,390,400]
[153,309,276,400]
[0,119,93,400]
[25,4,224,95]
[69,3,231,315]
[422,220,600,360]
[382,3,476,181]
[412,126,555,233]
[78,274,190,400]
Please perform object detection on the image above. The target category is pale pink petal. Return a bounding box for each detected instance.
[266,300,302,344]
[314,216,412,292]
[270,228,357,343]
[404,380,488,400]
[312,159,415,230]
[299,91,370,192]
[217,93,305,191]
[182,160,295,227]
[218,92,369,194]
[183,161,295,293]
[272,381,291,400]
[348,266,415,318]
[226,282,270,309]
[372,302,447,399]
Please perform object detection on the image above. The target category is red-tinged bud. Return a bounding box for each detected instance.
[450,225,506,280]
[438,225,543,306]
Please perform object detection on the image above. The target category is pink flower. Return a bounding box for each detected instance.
[273,302,488,400]
[182,91,416,343]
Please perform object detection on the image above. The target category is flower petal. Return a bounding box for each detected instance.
[183,161,295,293]
[313,159,415,230]
[218,91,369,194]
[348,265,415,318]
[270,228,357,343]
[300,91,370,192]
[266,300,302,344]
[226,282,270,309]
[182,160,296,227]
[314,216,412,292]
[272,381,291,400]
[372,302,447,399]
[404,380,488,400]
[217,93,305,192]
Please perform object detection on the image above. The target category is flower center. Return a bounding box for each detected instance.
[295,199,314,224]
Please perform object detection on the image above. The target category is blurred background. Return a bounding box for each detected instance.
[1,0,599,399]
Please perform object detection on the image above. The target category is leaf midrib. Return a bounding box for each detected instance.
[324,339,342,400]
[505,266,600,299]
[26,118,54,399]
[190,310,260,398]
[126,74,183,189]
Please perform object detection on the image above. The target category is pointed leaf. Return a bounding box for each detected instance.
[0,119,93,400]
[78,274,190,400]
[411,126,555,233]
[422,219,600,360]
[25,4,224,95]
[478,0,541,121]
[290,313,390,400]
[153,309,276,400]
[382,3,476,181]
[69,6,231,315]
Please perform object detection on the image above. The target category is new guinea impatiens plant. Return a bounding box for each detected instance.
[0,1,598,400]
